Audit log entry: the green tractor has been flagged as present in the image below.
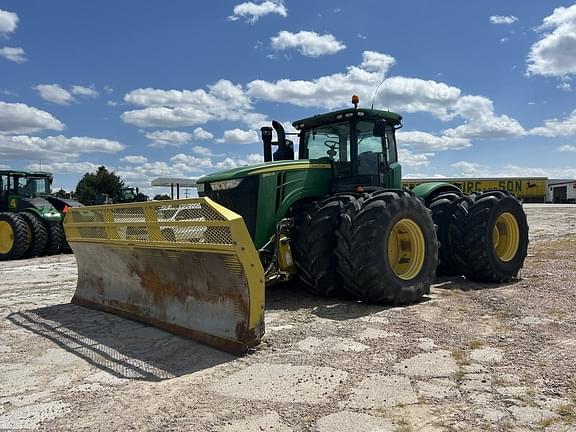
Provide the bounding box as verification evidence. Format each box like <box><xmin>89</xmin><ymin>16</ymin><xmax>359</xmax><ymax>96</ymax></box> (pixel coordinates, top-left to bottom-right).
<box><xmin>196</xmin><ymin>99</ymin><xmax>529</xmax><ymax>303</ymax></box>
<box><xmin>64</xmin><ymin>97</ymin><xmax>529</xmax><ymax>352</ymax></box>
<box><xmin>117</xmin><ymin>187</ymin><xmax>148</xmax><ymax>203</ymax></box>
<box><xmin>0</xmin><ymin>170</ymin><xmax>81</xmax><ymax>260</ymax></box>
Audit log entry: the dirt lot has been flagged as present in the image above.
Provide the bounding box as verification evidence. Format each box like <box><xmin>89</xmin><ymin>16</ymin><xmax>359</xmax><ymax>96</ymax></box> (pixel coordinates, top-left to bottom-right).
<box><xmin>0</xmin><ymin>204</ymin><xmax>575</xmax><ymax>431</ymax></box>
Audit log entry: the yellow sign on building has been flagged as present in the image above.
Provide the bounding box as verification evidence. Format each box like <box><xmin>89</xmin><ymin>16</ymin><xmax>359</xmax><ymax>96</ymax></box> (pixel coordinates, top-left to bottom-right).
<box><xmin>402</xmin><ymin>178</ymin><xmax>548</xmax><ymax>202</ymax></box>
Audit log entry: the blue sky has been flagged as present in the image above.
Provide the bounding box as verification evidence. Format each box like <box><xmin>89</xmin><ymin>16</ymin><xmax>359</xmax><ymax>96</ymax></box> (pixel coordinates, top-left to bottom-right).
<box><xmin>1</xmin><ymin>0</ymin><xmax>575</xmax><ymax>194</ymax></box>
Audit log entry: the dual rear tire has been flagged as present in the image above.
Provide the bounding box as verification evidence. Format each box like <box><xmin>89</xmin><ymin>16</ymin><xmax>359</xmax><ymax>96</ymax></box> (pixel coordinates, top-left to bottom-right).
<box><xmin>0</xmin><ymin>212</ymin><xmax>65</xmax><ymax>261</ymax></box>
<box><xmin>336</xmin><ymin>191</ymin><xmax>438</xmax><ymax>304</ymax></box>
<box><xmin>451</xmin><ymin>191</ymin><xmax>528</xmax><ymax>282</ymax></box>
<box><xmin>430</xmin><ymin>190</ymin><xmax>529</xmax><ymax>283</ymax></box>
<box><xmin>293</xmin><ymin>191</ymin><xmax>438</xmax><ymax>304</ymax></box>
<box><xmin>292</xmin><ymin>189</ymin><xmax>529</xmax><ymax>303</ymax></box>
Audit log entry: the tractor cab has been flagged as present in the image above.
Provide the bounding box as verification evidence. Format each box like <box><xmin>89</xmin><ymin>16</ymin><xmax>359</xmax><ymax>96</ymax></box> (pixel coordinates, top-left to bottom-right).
<box><xmin>0</xmin><ymin>170</ymin><xmax>53</xmax><ymax>211</ymax></box>
<box><xmin>261</xmin><ymin>98</ymin><xmax>403</xmax><ymax>192</ymax></box>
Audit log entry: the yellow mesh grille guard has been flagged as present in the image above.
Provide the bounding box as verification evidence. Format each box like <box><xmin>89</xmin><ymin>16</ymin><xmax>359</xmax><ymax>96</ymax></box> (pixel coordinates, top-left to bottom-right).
<box><xmin>64</xmin><ymin>198</ymin><xmax>265</xmax><ymax>354</ymax></box>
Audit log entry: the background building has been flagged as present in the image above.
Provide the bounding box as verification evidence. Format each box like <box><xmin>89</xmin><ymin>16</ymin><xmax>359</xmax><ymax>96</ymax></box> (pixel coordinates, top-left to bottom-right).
<box><xmin>548</xmin><ymin>180</ymin><xmax>576</xmax><ymax>203</ymax></box>
<box><xmin>403</xmin><ymin>178</ymin><xmax>548</xmax><ymax>203</ymax></box>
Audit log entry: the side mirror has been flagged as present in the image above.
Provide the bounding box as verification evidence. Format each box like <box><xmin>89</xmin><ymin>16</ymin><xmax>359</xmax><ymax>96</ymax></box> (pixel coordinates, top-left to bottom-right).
<box><xmin>373</xmin><ymin>120</ymin><xmax>387</xmax><ymax>137</ymax></box>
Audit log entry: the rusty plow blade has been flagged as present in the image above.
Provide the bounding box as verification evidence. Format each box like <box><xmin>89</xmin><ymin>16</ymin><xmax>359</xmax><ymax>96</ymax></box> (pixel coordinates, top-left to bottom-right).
<box><xmin>64</xmin><ymin>198</ymin><xmax>265</xmax><ymax>354</ymax></box>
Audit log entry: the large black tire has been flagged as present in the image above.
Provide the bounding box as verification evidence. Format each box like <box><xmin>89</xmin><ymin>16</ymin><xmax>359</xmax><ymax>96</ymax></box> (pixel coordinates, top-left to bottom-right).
<box><xmin>336</xmin><ymin>190</ymin><xmax>439</xmax><ymax>304</ymax></box>
<box><xmin>43</xmin><ymin>221</ymin><xmax>65</xmax><ymax>256</ymax></box>
<box><xmin>292</xmin><ymin>193</ymin><xmax>359</xmax><ymax>297</ymax></box>
<box><xmin>20</xmin><ymin>212</ymin><xmax>49</xmax><ymax>258</ymax></box>
<box><xmin>0</xmin><ymin>213</ymin><xmax>31</xmax><ymax>260</ymax></box>
<box><xmin>452</xmin><ymin>191</ymin><xmax>529</xmax><ymax>283</ymax></box>
<box><xmin>429</xmin><ymin>192</ymin><xmax>466</xmax><ymax>276</ymax></box>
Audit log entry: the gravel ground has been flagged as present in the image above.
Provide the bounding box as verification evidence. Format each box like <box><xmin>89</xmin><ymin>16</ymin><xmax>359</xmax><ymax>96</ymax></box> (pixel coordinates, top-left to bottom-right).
<box><xmin>0</xmin><ymin>204</ymin><xmax>575</xmax><ymax>431</ymax></box>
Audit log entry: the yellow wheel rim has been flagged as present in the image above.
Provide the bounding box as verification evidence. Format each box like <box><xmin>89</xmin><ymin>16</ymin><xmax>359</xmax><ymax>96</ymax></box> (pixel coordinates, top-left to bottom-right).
<box><xmin>0</xmin><ymin>221</ymin><xmax>14</xmax><ymax>254</ymax></box>
<box><xmin>492</xmin><ymin>212</ymin><xmax>520</xmax><ymax>262</ymax></box>
<box><xmin>388</xmin><ymin>218</ymin><xmax>426</xmax><ymax>280</ymax></box>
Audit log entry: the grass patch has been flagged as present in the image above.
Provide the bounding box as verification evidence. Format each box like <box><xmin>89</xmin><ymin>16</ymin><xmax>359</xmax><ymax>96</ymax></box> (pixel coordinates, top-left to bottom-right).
<box><xmin>546</xmin><ymin>308</ymin><xmax>568</xmax><ymax>320</ymax></box>
<box><xmin>538</xmin><ymin>417</ymin><xmax>556</xmax><ymax>428</ymax></box>
<box><xmin>558</xmin><ymin>404</ymin><xmax>576</xmax><ymax>424</ymax></box>
<box><xmin>468</xmin><ymin>339</ymin><xmax>485</xmax><ymax>349</ymax></box>
<box><xmin>451</xmin><ymin>349</ymin><xmax>470</xmax><ymax>366</ymax></box>
<box><xmin>394</xmin><ymin>418</ymin><xmax>413</xmax><ymax>432</ymax></box>
<box><xmin>455</xmin><ymin>369</ymin><xmax>466</xmax><ymax>382</ymax></box>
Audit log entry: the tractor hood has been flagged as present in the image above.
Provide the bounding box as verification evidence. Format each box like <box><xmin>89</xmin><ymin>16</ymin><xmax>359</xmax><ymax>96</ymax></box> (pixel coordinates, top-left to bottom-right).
<box><xmin>22</xmin><ymin>197</ymin><xmax>63</xmax><ymax>221</ymax></box>
<box><xmin>197</xmin><ymin>159</ymin><xmax>332</xmax><ymax>184</ymax></box>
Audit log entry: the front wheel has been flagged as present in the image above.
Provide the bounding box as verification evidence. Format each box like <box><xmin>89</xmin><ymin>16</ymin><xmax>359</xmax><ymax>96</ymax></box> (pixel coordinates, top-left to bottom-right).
<box><xmin>0</xmin><ymin>213</ymin><xmax>31</xmax><ymax>260</ymax></box>
<box><xmin>452</xmin><ymin>191</ymin><xmax>529</xmax><ymax>283</ymax></box>
<box><xmin>20</xmin><ymin>212</ymin><xmax>49</xmax><ymax>258</ymax></box>
<box><xmin>43</xmin><ymin>221</ymin><xmax>65</xmax><ymax>256</ymax></box>
<box><xmin>292</xmin><ymin>193</ymin><xmax>359</xmax><ymax>297</ymax></box>
<box><xmin>336</xmin><ymin>191</ymin><xmax>439</xmax><ymax>304</ymax></box>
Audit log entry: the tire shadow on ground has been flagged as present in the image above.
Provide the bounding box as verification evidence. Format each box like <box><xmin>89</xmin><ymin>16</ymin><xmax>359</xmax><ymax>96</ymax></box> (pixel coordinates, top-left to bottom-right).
<box><xmin>434</xmin><ymin>276</ymin><xmax>522</xmax><ymax>292</ymax></box>
<box><xmin>6</xmin><ymin>304</ymin><xmax>234</xmax><ymax>382</ymax></box>
<box><xmin>265</xmin><ymin>281</ymin><xmax>431</xmax><ymax>320</ymax></box>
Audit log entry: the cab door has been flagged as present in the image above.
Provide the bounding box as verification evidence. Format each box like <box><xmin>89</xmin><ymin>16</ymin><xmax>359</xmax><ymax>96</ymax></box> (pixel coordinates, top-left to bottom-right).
<box><xmin>0</xmin><ymin>175</ymin><xmax>8</xmax><ymax>211</ymax></box>
<box><xmin>7</xmin><ymin>175</ymin><xmax>20</xmax><ymax>210</ymax></box>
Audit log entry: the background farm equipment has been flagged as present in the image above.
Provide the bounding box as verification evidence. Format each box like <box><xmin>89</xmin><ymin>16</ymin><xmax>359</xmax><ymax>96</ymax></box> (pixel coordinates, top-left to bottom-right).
<box><xmin>0</xmin><ymin>170</ymin><xmax>81</xmax><ymax>260</ymax></box>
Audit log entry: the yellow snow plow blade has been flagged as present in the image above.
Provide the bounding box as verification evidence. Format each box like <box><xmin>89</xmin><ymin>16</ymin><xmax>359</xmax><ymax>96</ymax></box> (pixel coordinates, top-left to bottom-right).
<box><xmin>63</xmin><ymin>198</ymin><xmax>265</xmax><ymax>354</ymax></box>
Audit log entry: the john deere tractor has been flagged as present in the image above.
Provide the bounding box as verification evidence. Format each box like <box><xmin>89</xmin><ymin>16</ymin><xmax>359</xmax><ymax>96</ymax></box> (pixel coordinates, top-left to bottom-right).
<box><xmin>0</xmin><ymin>170</ymin><xmax>81</xmax><ymax>260</ymax></box>
<box><xmin>64</xmin><ymin>97</ymin><xmax>529</xmax><ymax>353</ymax></box>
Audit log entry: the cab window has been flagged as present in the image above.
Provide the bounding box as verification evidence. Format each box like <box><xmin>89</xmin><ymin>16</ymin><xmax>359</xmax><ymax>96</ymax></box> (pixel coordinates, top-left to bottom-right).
<box><xmin>303</xmin><ymin>121</ymin><xmax>350</xmax><ymax>162</ymax></box>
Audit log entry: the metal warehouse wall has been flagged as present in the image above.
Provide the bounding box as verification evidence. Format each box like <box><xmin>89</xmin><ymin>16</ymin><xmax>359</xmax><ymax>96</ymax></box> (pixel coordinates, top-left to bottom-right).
<box><xmin>403</xmin><ymin>178</ymin><xmax>548</xmax><ymax>203</ymax></box>
<box><xmin>549</xmin><ymin>182</ymin><xmax>576</xmax><ymax>203</ymax></box>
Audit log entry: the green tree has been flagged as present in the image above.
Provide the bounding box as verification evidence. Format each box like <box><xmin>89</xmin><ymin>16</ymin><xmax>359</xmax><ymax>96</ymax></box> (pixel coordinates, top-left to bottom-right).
<box><xmin>75</xmin><ymin>166</ymin><xmax>125</xmax><ymax>205</ymax></box>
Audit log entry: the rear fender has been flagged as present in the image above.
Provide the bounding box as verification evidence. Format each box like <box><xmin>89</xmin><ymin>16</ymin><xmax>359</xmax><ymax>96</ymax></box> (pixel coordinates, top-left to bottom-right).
<box><xmin>409</xmin><ymin>182</ymin><xmax>462</xmax><ymax>205</ymax></box>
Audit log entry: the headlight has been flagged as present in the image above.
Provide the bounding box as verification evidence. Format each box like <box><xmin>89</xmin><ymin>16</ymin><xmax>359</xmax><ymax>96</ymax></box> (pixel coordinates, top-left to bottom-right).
<box><xmin>209</xmin><ymin>179</ymin><xmax>243</xmax><ymax>191</ymax></box>
<box><xmin>196</xmin><ymin>182</ymin><xmax>205</xmax><ymax>193</ymax></box>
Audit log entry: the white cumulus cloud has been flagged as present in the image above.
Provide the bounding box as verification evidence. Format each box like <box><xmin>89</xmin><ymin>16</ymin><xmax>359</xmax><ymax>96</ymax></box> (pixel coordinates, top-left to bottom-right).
<box><xmin>26</xmin><ymin>161</ymin><xmax>100</xmax><ymax>174</ymax></box>
<box><xmin>216</xmin><ymin>128</ymin><xmax>259</xmax><ymax>144</ymax></box>
<box><xmin>557</xmin><ymin>144</ymin><xmax>576</xmax><ymax>152</ymax></box>
<box><xmin>449</xmin><ymin>161</ymin><xmax>576</xmax><ymax>179</ymax></box>
<box><xmin>271</xmin><ymin>30</ymin><xmax>346</xmax><ymax>57</ymax></box>
<box><xmin>527</xmin><ymin>4</ymin><xmax>576</xmax><ymax>77</ymax></box>
<box><xmin>34</xmin><ymin>84</ymin><xmax>75</xmax><ymax>105</ymax></box>
<box><xmin>229</xmin><ymin>1</ymin><xmax>287</xmax><ymax>23</ymax></box>
<box><xmin>145</xmin><ymin>130</ymin><xmax>193</xmax><ymax>147</ymax></box>
<box><xmin>0</xmin><ymin>102</ymin><xmax>64</xmax><ymax>134</ymax></box>
<box><xmin>0</xmin><ymin>135</ymin><xmax>125</xmax><ymax>160</ymax></box>
<box><xmin>70</xmin><ymin>85</ymin><xmax>99</xmax><ymax>98</ymax></box>
<box><xmin>34</xmin><ymin>84</ymin><xmax>99</xmax><ymax>104</ymax></box>
<box><xmin>0</xmin><ymin>9</ymin><xmax>26</xmax><ymax>64</ymax></box>
<box><xmin>489</xmin><ymin>15</ymin><xmax>518</xmax><ymax>25</ymax></box>
<box><xmin>121</xmin><ymin>50</ymin><xmax>525</xmax><ymax>146</ymax></box>
<box><xmin>0</xmin><ymin>9</ymin><xmax>18</xmax><ymax>35</ymax></box>
<box><xmin>398</xmin><ymin>131</ymin><xmax>470</xmax><ymax>151</ymax></box>
<box><xmin>121</xmin><ymin>155</ymin><xmax>148</xmax><ymax>163</ymax></box>
<box><xmin>122</xmin><ymin>79</ymin><xmax>266</xmax><ymax>129</ymax></box>
<box><xmin>442</xmin><ymin>95</ymin><xmax>525</xmax><ymax>139</ymax></box>
<box><xmin>0</xmin><ymin>47</ymin><xmax>26</xmax><ymax>63</ymax></box>
<box><xmin>529</xmin><ymin>110</ymin><xmax>576</xmax><ymax>137</ymax></box>
<box><xmin>193</xmin><ymin>127</ymin><xmax>214</xmax><ymax>140</ymax></box>
<box><xmin>192</xmin><ymin>145</ymin><xmax>212</xmax><ymax>156</ymax></box>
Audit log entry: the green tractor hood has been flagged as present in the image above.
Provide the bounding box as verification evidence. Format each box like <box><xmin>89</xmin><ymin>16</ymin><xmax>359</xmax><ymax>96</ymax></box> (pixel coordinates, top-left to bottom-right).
<box><xmin>197</xmin><ymin>159</ymin><xmax>331</xmax><ymax>183</ymax></box>
<box><xmin>22</xmin><ymin>197</ymin><xmax>63</xmax><ymax>222</ymax></box>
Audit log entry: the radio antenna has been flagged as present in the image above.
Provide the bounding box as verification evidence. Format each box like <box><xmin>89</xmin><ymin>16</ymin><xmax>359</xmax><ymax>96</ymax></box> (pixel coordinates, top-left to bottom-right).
<box><xmin>370</xmin><ymin>75</ymin><xmax>387</xmax><ymax>111</ymax></box>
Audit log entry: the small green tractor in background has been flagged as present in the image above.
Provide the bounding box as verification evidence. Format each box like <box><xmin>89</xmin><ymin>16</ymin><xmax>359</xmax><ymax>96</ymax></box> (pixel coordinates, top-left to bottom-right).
<box><xmin>0</xmin><ymin>170</ymin><xmax>81</xmax><ymax>260</ymax></box>
<box><xmin>117</xmin><ymin>187</ymin><xmax>148</xmax><ymax>204</ymax></box>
